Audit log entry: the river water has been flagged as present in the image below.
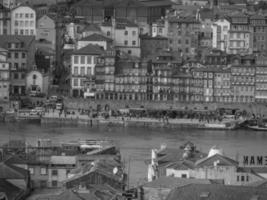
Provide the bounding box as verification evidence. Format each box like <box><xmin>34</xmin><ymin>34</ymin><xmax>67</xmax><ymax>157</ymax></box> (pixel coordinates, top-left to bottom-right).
<box><xmin>1</xmin><ymin>123</ymin><xmax>267</xmax><ymax>186</ymax></box>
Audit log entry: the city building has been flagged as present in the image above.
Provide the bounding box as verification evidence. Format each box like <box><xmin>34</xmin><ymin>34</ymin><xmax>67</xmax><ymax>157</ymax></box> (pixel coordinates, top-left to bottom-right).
<box><xmin>101</xmin><ymin>18</ymin><xmax>141</xmax><ymax>57</ymax></box>
<box><xmin>140</xmin><ymin>35</ymin><xmax>168</xmax><ymax>59</ymax></box>
<box><xmin>167</xmin><ymin>16</ymin><xmax>200</xmax><ymax>58</ymax></box>
<box><xmin>227</xmin><ymin>14</ymin><xmax>253</xmax><ymax>55</ymax></box>
<box><xmin>147</xmin><ymin>142</ymin><xmax>206</xmax><ymax>181</ymax></box>
<box><xmin>250</xmin><ymin>15</ymin><xmax>267</xmax><ymax>54</ymax></box>
<box><xmin>36</xmin><ymin>14</ymin><xmax>56</xmax><ymax>47</ymax></box>
<box><xmin>165</xmin><ymin>146</ymin><xmax>266</xmax><ymax>186</ymax></box>
<box><xmin>255</xmin><ymin>56</ymin><xmax>267</xmax><ymax>102</ymax></box>
<box><xmin>211</xmin><ymin>18</ymin><xmax>230</xmax><ymax>51</ymax></box>
<box><xmin>11</xmin><ymin>5</ymin><xmax>36</xmax><ymax>35</ymax></box>
<box><xmin>0</xmin><ymin>3</ymin><xmax>11</xmax><ymax>35</ymax></box>
<box><xmin>0</xmin><ymin>47</ymin><xmax>10</xmax><ymax>103</ymax></box>
<box><xmin>48</xmin><ymin>156</ymin><xmax>76</xmax><ymax>188</ymax></box>
<box><xmin>71</xmin><ymin>44</ymin><xmax>104</xmax><ymax>97</ymax></box>
<box><xmin>26</xmin><ymin>70</ymin><xmax>49</xmax><ymax>96</ymax></box>
<box><xmin>231</xmin><ymin>56</ymin><xmax>255</xmax><ymax>103</ymax></box>
<box><xmin>213</xmin><ymin>67</ymin><xmax>232</xmax><ymax>103</ymax></box>
<box><xmin>0</xmin><ymin>35</ymin><xmax>35</xmax><ymax>96</ymax></box>
<box><xmin>151</xmin><ymin>18</ymin><xmax>168</xmax><ymax>38</ymax></box>
<box><xmin>65</xmin><ymin>159</ymin><xmax>126</xmax><ymax>191</ymax></box>
<box><xmin>114</xmin><ymin>56</ymin><xmax>148</xmax><ymax>101</ymax></box>
<box><xmin>72</xmin><ymin>0</ymin><xmax>172</xmax><ymax>32</ymax></box>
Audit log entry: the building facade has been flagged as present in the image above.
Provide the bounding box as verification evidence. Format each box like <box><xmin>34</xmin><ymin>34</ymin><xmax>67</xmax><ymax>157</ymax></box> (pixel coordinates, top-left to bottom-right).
<box><xmin>11</xmin><ymin>5</ymin><xmax>36</xmax><ymax>36</ymax></box>
<box><xmin>71</xmin><ymin>44</ymin><xmax>103</xmax><ymax>97</ymax></box>
<box><xmin>36</xmin><ymin>15</ymin><xmax>56</xmax><ymax>47</ymax></box>
<box><xmin>101</xmin><ymin>18</ymin><xmax>141</xmax><ymax>57</ymax></box>
<box><xmin>168</xmin><ymin>17</ymin><xmax>200</xmax><ymax>58</ymax></box>
<box><xmin>211</xmin><ymin>19</ymin><xmax>230</xmax><ymax>51</ymax></box>
<box><xmin>0</xmin><ymin>47</ymin><xmax>9</xmax><ymax>102</ymax></box>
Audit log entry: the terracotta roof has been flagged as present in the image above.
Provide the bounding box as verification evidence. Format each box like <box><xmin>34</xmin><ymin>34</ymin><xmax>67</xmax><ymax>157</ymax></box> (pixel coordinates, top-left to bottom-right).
<box><xmin>0</xmin><ymin>179</ymin><xmax>24</xmax><ymax>200</ymax></box>
<box><xmin>142</xmin><ymin>176</ymin><xmax>211</xmax><ymax>189</ymax></box>
<box><xmin>0</xmin><ymin>162</ymin><xmax>28</xmax><ymax>179</ymax></box>
<box><xmin>50</xmin><ymin>156</ymin><xmax>76</xmax><ymax>165</ymax></box>
<box><xmin>195</xmin><ymin>154</ymin><xmax>238</xmax><ymax>168</ymax></box>
<box><xmin>72</xmin><ymin>44</ymin><xmax>104</xmax><ymax>55</ymax></box>
<box><xmin>81</xmin><ymin>24</ymin><xmax>101</xmax><ymax>33</ymax></box>
<box><xmin>166</xmin><ymin>160</ymin><xmax>195</xmax><ymax>170</ymax></box>
<box><xmin>0</xmin><ymin>35</ymin><xmax>35</xmax><ymax>50</ymax></box>
<box><xmin>166</xmin><ymin>184</ymin><xmax>267</xmax><ymax>200</ymax></box>
<box><xmin>80</xmin><ymin>33</ymin><xmax>112</xmax><ymax>42</ymax></box>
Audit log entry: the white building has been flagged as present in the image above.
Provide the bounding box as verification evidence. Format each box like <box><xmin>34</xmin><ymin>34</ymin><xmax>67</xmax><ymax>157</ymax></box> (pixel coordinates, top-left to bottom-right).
<box><xmin>211</xmin><ymin>19</ymin><xmax>230</xmax><ymax>51</ymax></box>
<box><xmin>152</xmin><ymin>18</ymin><xmax>168</xmax><ymax>38</ymax></box>
<box><xmin>71</xmin><ymin>44</ymin><xmax>104</xmax><ymax>97</ymax></box>
<box><xmin>26</xmin><ymin>70</ymin><xmax>49</xmax><ymax>95</ymax></box>
<box><xmin>0</xmin><ymin>47</ymin><xmax>10</xmax><ymax>102</ymax></box>
<box><xmin>101</xmin><ymin>18</ymin><xmax>140</xmax><ymax>57</ymax></box>
<box><xmin>36</xmin><ymin>15</ymin><xmax>56</xmax><ymax>46</ymax></box>
<box><xmin>11</xmin><ymin>5</ymin><xmax>36</xmax><ymax>36</ymax></box>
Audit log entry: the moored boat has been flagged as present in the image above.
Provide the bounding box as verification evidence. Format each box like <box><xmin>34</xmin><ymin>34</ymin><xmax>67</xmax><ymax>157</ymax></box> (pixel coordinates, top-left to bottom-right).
<box><xmin>247</xmin><ymin>125</ymin><xmax>267</xmax><ymax>131</ymax></box>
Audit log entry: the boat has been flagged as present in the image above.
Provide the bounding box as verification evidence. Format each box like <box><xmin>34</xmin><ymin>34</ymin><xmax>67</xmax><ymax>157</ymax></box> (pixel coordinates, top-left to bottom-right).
<box><xmin>204</xmin><ymin>121</ymin><xmax>237</xmax><ymax>130</ymax></box>
<box><xmin>247</xmin><ymin>125</ymin><xmax>267</xmax><ymax>131</ymax></box>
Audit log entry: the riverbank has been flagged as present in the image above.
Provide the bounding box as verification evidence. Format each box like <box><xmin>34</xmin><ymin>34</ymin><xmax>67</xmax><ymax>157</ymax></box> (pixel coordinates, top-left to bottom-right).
<box><xmin>41</xmin><ymin>111</ymin><xmax>241</xmax><ymax>129</ymax></box>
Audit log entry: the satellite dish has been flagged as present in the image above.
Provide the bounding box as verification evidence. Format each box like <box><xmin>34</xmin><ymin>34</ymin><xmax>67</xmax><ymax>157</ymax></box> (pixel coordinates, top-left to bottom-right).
<box><xmin>113</xmin><ymin>167</ymin><xmax>118</xmax><ymax>175</ymax></box>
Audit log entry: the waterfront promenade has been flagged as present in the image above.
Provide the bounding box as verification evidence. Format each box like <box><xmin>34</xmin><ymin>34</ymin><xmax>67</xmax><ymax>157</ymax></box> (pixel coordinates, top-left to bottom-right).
<box><xmin>41</xmin><ymin>110</ymin><xmax>242</xmax><ymax>129</ymax></box>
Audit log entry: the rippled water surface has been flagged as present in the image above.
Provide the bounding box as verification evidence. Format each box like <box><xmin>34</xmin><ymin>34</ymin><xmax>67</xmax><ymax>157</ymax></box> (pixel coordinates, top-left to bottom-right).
<box><xmin>1</xmin><ymin>123</ymin><xmax>267</xmax><ymax>186</ymax></box>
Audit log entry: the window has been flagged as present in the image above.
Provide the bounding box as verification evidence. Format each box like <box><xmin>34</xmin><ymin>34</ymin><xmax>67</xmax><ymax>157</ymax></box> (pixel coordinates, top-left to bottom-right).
<box><xmin>25</xmin><ymin>13</ymin><xmax>29</xmax><ymax>18</ymax></box>
<box><xmin>15</xmin><ymin>53</ymin><xmax>18</xmax><ymax>58</ymax></box>
<box><xmin>124</xmin><ymin>30</ymin><xmax>128</xmax><ymax>35</ymax></box>
<box><xmin>181</xmin><ymin>174</ymin><xmax>187</xmax><ymax>178</ymax></box>
<box><xmin>93</xmin><ymin>56</ymin><xmax>97</xmax><ymax>64</ymax></box>
<box><xmin>40</xmin><ymin>168</ymin><xmax>47</xmax><ymax>175</ymax></box>
<box><xmin>20</xmin><ymin>13</ymin><xmax>23</xmax><ymax>18</ymax></box>
<box><xmin>124</xmin><ymin>40</ymin><xmax>128</xmax><ymax>45</ymax></box>
<box><xmin>25</xmin><ymin>30</ymin><xmax>29</xmax><ymax>35</ymax></box>
<box><xmin>80</xmin><ymin>79</ymin><xmax>84</xmax><ymax>86</ymax></box>
<box><xmin>107</xmin><ymin>31</ymin><xmax>110</xmax><ymax>36</ymax></box>
<box><xmin>241</xmin><ymin>175</ymin><xmax>245</xmax><ymax>182</ymax></box>
<box><xmin>8</xmin><ymin>43</ymin><xmax>11</xmax><ymax>48</ymax></box>
<box><xmin>128</xmin><ymin>50</ymin><xmax>132</xmax><ymax>54</ymax></box>
<box><xmin>87</xmin><ymin>67</ymin><xmax>91</xmax><ymax>75</ymax></box>
<box><xmin>21</xmin><ymin>73</ymin><xmax>25</xmax><ymax>79</ymax></box>
<box><xmin>7</xmin><ymin>52</ymin><xmax>10</xmax><ymax>58</ymax></box>
<box><xmin>22</xmin><ymin>53</ymin><xmax>26</xmax><ymax>58</ymax></box>
<box><xmin>80</xmin><ymin>56</ymin><xmax>85</xmax><ymax>64</ymax></box>
<box><xmin>52</xmin><ymin>169</ymin><xmax>58</xmax><ymax>176</ymax></box>
<box><xmin>52</xmin><ymin>180</ymin><xmax>57</xmax><ymax>187</ymax></box>
<box><xmin>30</xmin><ymin>30</ymin><xmax>34</xmax><ymax>35</ymax></box>
<box><xmin>132</xmin><ymin>30</ymin><xmax>136</xmax><ymax>36</ymax></box>
<box><xmin>30</xmin><ymin>13</ymin><xmax>34</xmax><ymax>18</ymax></box>
<box><xmin>246</xmin><ymin>175</ymin><xmax>249</xmax><ymax>182</ymax></box>
<box><xmin>29</xmin><ymin>167</ymin><xmax>34</xmax><ymax>174</ymax></box>
<box><xmin>15</xmin><ymin>13</ymin><xmax>18</xmax><ymax>18</ymax></box>
<box><xmin>132</xmin><ymin>41</ymin><xmax>136</xmax><ymax>45</ymax></box>
<box><xmin>87</xmin><ymin>56</ymin><xmax>92</xmax><ymax>64</ymax></box>
<box><xmin>14</xmin><ymin>73</ymin><xmax>18</xmax><ymax>79</ymax></box>
<box><xmin>20</xmin><ymin>30</ymin><xmax>24</xmax><ymax>35</ymax></box>
<box><xmin>73</xmin><ymin>79</ymin><xmax>78</xmax><ymax>86</ymax></box>
<box><xmin>74</xmin><ymin>56</ymin><xmax>79</xmax><ymax>64</ymax></box>
<box><xmin>74</xmin><ymin>67</ymin><xmax>78</xmax><ymax>75</ymax></box>
<box><xmin>15</xmin><ymin>20</ymin><xmax>18</xmax><ymax>26</ymax></box>
<box><xmin>81</xmin><ymin>67</ymin><xmax>85</xmax><ymax>75</ymax></box>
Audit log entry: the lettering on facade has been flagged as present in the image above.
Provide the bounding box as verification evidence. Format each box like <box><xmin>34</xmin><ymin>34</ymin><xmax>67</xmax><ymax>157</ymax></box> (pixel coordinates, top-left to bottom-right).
<box><xmin>243</xmin><ymin>156</ymin><xmax>267</xmax><ymax>166</ymax></box>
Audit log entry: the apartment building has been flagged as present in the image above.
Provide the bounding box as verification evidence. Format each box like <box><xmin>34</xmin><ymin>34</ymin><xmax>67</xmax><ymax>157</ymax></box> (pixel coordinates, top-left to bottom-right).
<box><xmin>0</xmin><ymin>47</ymin><xmax>9</xmax><ymax>102</ymax></box>
<box><xmin>11</xmin><ymin>5</ymin><xmax>36</xmax><ymax>36</ymax></box>
<box><xmin>71</xmin><ymin>44</ymin><xmax>104</xmax><ymax>97</ymax></box>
